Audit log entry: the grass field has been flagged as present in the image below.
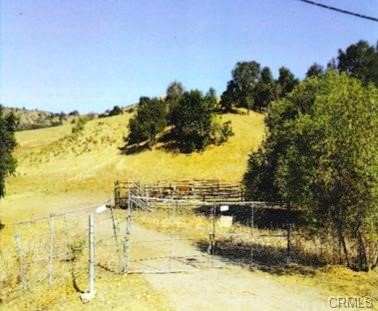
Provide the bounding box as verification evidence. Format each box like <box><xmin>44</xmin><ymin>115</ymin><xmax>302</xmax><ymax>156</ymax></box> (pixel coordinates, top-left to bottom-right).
<box><xmin>1</xmin><ymin>110</ymin><xmax>377</xmax><ymax>310</ymax></box>
<box><xmin>0</xmin><ymin>111</ymin><xmax>265</xmax><ymax>309</ymax></box>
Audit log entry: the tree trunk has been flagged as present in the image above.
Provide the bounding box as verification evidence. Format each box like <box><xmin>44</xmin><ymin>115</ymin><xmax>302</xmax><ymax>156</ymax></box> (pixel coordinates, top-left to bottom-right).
<box><xmin>337</xmin><ymin>227</ymin><xmax>350</xmax><ymax>268</ymax></box>
<box><xmin>371</xmin><ymin>251</ymin><xmax>378</xmax><ymax>270</ymax></box>
<box><xmin>357</xmin><ymin>231</ymin><xmax>369</xmax><ymax>271</ymax></box>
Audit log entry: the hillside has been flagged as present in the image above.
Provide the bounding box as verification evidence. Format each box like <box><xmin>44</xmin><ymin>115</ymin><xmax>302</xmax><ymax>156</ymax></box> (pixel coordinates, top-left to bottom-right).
<box><xmin>1</xmin><ymin>111</ymin><xmax>265</xmax><ymax>221</ymax></box>
<box><xmin>1</xmin><ymin>110</ymin><xmax>377</xmax><ymax>310</ymax></box>
<box><xmin>2</xmin><ymin>107</ymin><xmax>69</xmax><ymax>130</ymax></box>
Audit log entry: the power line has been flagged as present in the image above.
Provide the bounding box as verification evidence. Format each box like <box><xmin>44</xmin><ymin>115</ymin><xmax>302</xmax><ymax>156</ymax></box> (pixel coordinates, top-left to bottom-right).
<box><xmin>297</xmin><ymin>0</ymin><xmax>378</xmax><ymax>22</ymax></box>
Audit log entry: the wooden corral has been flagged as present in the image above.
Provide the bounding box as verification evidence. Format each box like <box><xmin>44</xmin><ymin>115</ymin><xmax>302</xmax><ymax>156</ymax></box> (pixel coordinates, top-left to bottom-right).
<box><xmin>114</xmin><ymin>179</ymin><xmax>245</xmax><ymax>208</ymax></box>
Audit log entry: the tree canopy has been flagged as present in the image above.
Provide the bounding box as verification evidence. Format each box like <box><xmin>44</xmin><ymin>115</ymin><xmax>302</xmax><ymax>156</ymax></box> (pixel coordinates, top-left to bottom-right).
<box><xmin>0</xmin><ymin>106</ymin><xmax>17</xmax><ymax>198</ymax></box>
<box><xmin>335</xmin><ymin>40</ymin><xmax>378</xmax><ymax>86</ymax></box>
<box><xmin>276</xmin><ymin>66</ymin><xmax>298</xmax><ymax>98</ymax></box>
<box><xmin>166</xmin><ymin>81</ymin><xmax>185</xmax><ymax>123</ymax></box>
<box><xmin>306</xmin><ymin>63</ymin><xmax>324</xmax><ymax>78</ymax></box>
<box><xmin>254</xmin><ymin>66</ymin><xmax>275</xmax><ymax>111</ymax></box>
<box><xmin>220</xmin><ymin>61</ymin><xmax>261</xmax><ymax>112</ymax></box>
<box><xmin>220</xmin><ymin>62</ymin><xmax>297</xmax><ymax>113</ymax></box>
<box><xmin>243</xmin><ymin>72</ymin><xmax>378</xmax><ymax>270</ymax></box>
<box><xmin>127</xmin><ymin>97</ymin><xmax>167</xmax><ymax>147</ymax></box>
<box><xmin>171</xmin><ymin>90</ymin><xmax>233</xmax><ymax>153</ymax></box>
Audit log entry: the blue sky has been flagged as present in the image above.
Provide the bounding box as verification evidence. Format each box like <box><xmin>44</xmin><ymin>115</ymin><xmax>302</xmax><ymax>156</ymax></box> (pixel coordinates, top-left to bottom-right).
<box><xmin>1</xmin><ymin>0</ymin><xmax>377</xmax><ymax>113</ymax></box>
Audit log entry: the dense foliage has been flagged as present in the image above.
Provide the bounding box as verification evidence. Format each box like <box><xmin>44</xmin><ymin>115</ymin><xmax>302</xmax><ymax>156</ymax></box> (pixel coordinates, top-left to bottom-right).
<box><xmin>127</xmin><ymin>97</ymin><xmax>167</xmax><ymax>147</ymax></box>
<box><xmin>165</xmin><ymin>81</ymin><xmax>185</xmax><ymax>123</ymax></box>
<box><xmin>0</xmin><ymin>106</ymin><xmax>17</xmax><ymax>198</ymax></box>
<box><xmin>126</xmin><ymin>83</ymin><xmax>233</xmax><ymax>153</ymax></box>
<box><xmin>220</xmin><ymin>40</ymin><xmax>377</xmax><ymax>115</ymax></box>
<box><xmin>99</xmin><ymin>105</ymin><xmax>124</xmax><ymax>118</ymax></box>
<box><xmin>220</xmin><ymin>62</ymin><xmax>297</xmax><ymax>112</ymax></box>
<box><xmin>171</xmin><ymin>90</ymin><xmax>233</xmax><ymax>153</ymax></box>
<box><xmin>243</xmin><ymin>72</ymin><xmax>378</xmax><ymax>270</ymax></box>
<box><xmin>334</xmin><ymin>40</ymin><xmax>378</xmax><ymax>86</ymax></box>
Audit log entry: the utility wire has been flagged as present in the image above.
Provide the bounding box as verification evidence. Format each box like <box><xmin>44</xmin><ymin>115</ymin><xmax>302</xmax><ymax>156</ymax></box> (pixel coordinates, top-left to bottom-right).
<box><xmin>297</xmin><ymin>0</ymin><xmax>378</xmax><ymax>22</ymax></box>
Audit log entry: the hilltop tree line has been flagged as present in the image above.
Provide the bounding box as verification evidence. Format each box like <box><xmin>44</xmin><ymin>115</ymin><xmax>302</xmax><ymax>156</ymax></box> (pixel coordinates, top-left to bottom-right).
<box><xmin>126</xmin><ymin>39</ymin><xmax>378</xmax><ymax>155</ymax></box>
<box><xmin>220</xmin><ymin>40</ymin><xmax>378</xmax><ymax>113</ymax></box>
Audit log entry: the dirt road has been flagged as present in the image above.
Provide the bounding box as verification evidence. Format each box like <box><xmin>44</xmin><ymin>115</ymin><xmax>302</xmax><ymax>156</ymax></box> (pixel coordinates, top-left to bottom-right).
<box><xmin>127</xmin><ymin>224</ymin><xmax>330</xmax><ymax>311</ymax></box>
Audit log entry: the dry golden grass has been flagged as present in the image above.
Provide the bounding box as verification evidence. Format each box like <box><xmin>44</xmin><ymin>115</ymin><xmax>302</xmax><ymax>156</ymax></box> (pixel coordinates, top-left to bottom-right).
<box><xmin>1</xmin><ymin>111</ymin><xmax>264</xmax><ymax>309</ymax></box>
<box><xmin>2</xmin><ymin>111</ymin><xmax>265</xmax><ymax>220</ymax></box>
<box><xmin>2</xmin><ymin>110</ymin><xmax>378</xmax><ymax>309</ymax></box>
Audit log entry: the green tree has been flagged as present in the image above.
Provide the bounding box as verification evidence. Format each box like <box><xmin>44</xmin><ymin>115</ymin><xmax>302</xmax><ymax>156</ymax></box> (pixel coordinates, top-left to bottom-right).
<box><xmin>0</xmin><ymin>106</ymin><xmax>17</xmax><ymax>198</ymax></box>
<box><xmin>108</xmin><ymin>105</ymin><xmax>123</xmax><ymax>116</ymax></box>
<box><xmin>219</xmin><ymin>80</ymin><xmax>237</xmax><ymax>112</ymax></box>
<box><xmin>166</xmin><ymin>81</ymin><xmax>185</xmax><ymax>122</ymax></box>
<box><xmin>244</xmin><ymin>72</ymin><xmax>378</xmax><ymax>270</ymax></box>
<box><xmin>205</xmin><ymin>87</ymin><xmax>217</xmax><ymax>110</ymax></box>
<box><xmin>335</xmin><ymin>40</ymin><xmax>378</xmax><ymax>86</ymax></box>
<box><xmin>171</xmin><ymin>90</ymin><xmax>233</xmax><ymax>153</ymax></box>
<box><xmin>171</xmin><ymin>90</ymin><xmax>212</xmax><ymax>153</ymax></box>
<box><xmin>127</xmin><ymin>97</ymin><xmax>167</xmax><ymax>147</ymax></box>
<box><xmin>276</xmin><ymin>66</ymin><xmax>298</xmax><ymax>98</ymax></box>
<box><xmin>254</xmin><ymin>66</ymin><xmax>275</xmax><ymax>111</ymax></box>
<box><xmin>221</xmin><ymin>61</ymin><xmax>261</xmax><ymax>113</ymax></box>
<box><xmin>306</xmin><ymin>63</ymin><xmax>324</xmax><ymax>78</ymax></box>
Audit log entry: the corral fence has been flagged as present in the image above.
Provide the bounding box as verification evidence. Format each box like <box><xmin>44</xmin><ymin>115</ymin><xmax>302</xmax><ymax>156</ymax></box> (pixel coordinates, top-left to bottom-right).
<box><xmin>114</xmin><ymin>179</ymin><xmax>245</xmax><ymax>208</ymax></box>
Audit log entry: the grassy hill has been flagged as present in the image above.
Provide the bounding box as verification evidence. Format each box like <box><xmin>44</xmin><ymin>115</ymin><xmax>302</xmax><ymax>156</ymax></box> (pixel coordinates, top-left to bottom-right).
<box><xmin>1</xmin><ymin>110</ymin><xmax>377</xmax><ymax>310</ymax></box>
<box><xmin>1</xmin><ymin>111</ymin><xmax>265</xmax><ymax>221</ymax></box>
<box><xmin>2</xmin><ymin>107</ymin><xmax>68</xmax><ymax>130</ymax></box>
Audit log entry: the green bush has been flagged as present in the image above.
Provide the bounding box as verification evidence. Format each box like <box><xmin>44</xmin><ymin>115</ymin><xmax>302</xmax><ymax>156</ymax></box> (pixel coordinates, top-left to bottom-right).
<box><xmin>71</xmin><ymin>116</ymin><xmax>88</xmax><ymax>134</ymax></box>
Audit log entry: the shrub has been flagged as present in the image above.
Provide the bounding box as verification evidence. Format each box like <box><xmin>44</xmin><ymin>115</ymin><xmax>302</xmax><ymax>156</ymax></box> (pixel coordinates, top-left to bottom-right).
<box><xmin>71</xmin><ymin>116</ymin><xmax>88</xmax><ymax>134</ymax></box>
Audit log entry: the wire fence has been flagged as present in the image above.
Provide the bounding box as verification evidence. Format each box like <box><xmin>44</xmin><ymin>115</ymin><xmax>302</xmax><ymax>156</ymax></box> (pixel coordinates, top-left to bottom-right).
<box><xmin>124</xmin><ymin>190</ymin><xmax>298</xmax><ymax>274</ymax></box>
<box><xmin>2</xmin><ymin>200</ymin><xmax>127</xmax><ymax>303</ymax></box>
<box><xmin>2</xmin><ymin>185</ymin><xmax>344</xmax><ymax>304</ymax></box>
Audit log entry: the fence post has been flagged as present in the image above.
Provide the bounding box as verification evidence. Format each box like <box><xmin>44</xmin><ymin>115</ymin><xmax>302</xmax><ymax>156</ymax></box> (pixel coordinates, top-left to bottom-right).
<box><xmin>89</xmin><ymin>213</ymin><xmax>95</xmax><ymax>294</ymax></box>
<box><xmin>14</xmin><ymin>233</ymin><xmax>27</xmax><ymax>290</ymax></box>
<box><xmin>110</xmin><ymin>203</ymin><xmax>122</xmax><ymax>272</ymax></box>
<box><xmin>48</xmin><ymin>213</ymin><xmax>55</xmax><ymax>284</ymax></box>
<box><xmin>208</xmin><ymin>204</ymin><xmax>216</xmax><ymax>269</ymax></box>
<box><xmin>250</xmin><ymin>204</ymin><xmax>254</xmax><ymax>269</ymax></box>
<box><xmin>114</xmin><ymin>181</ymin><xmax>119</xmax><ymax>208</ymax></box>
<box><xmin>110</xmin><ymin>204</ymin><xmax>119</xmax><ymax>243</ymax></box>
<box><xmin>286</xmin><ymin>223</ymin><xmax>291</xmax><ymax>264</ymax></box>
<box><xmin>80</xmin><ymin>213</ymin><xmax>96</xmax><ymax>303</ymax></box>
<box><xmin>124</xmin><ymin>192</ymin><xmax>132</xmax><ymax>274</ymax></box>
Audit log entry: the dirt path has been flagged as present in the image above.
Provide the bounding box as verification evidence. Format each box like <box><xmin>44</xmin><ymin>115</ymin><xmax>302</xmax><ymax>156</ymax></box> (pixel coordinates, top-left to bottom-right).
<box><xmin>127</xmin><ymin>224</ymin><xmax>330</xmax><ymax>311</ymax></box>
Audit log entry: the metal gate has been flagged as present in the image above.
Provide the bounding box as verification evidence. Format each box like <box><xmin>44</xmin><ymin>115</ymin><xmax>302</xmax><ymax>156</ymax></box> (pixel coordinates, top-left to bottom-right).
<box><xmin>122</xmin><ymin>190</ymin><xmax>293</xmax><ymax>274</ymax></box>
